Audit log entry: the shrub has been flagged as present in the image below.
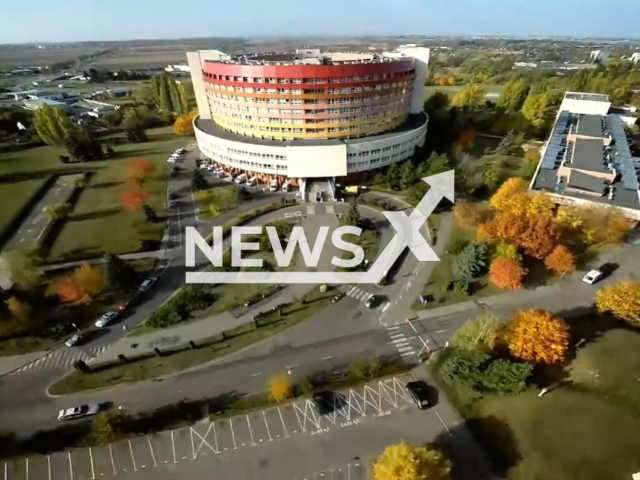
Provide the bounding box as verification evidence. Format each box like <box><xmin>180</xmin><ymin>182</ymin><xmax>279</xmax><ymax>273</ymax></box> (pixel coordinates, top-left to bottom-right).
<box><xmin>481</xmin><ymin>359</ymin><xmax>532</xmax><ymax>395</ymax></box>
<box><xmin>449</xmin><ymin>238</ymin><xmax>471</xmax><ymax>255</ymax></box>
<box><xmin>451</xmin><ymin>314</ymin><xmax>502</xmax><ymax>352</ymax></box>
<box><xmin>452</xmin><ymin>241</ymin><xmax>489</xmax><ymax>281</ymax></box>
<box><xmin>349</xmin><ymin>359</ymin><xmax>383</xmax><ymax>381</ymax></box>
<box><xmin>439</xmin><ymin>348</ymin><xmax>489</xmax><ymax>387</ymax></box>
<box><xmin>453</xmin><ymin>280</ymin><xmax>469</xmax><ymax>295</ymax></box>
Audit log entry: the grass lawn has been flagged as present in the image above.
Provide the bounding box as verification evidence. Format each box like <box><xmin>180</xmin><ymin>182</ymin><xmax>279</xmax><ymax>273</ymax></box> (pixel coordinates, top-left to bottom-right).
<box><xmin>193</xmin><ymin>185</ymin><xmax>238</xmax><ymax>221</ymax></box>
<box><xmin>0</xmin><ymin>178</ymin><xmax>49</xmax><ymax>237</ymax></box>
<box><xmin>47</xmin><ymin>127</ymin><xmax>186</xmax><ymax>262</ymax></box>
<box><xmin>413</xmin><ymin>224</ymin><xmax>501</xmax><ymax>309</ymax></box>
<box><xmin>463</xmin><ymin>329</ymin><xmax>640</xmax><ymax>480</ymax></box>
<box><xmin>49</xmin><ymin>286</ymin><xmax>337</xmax><ymax>394</ymax></box>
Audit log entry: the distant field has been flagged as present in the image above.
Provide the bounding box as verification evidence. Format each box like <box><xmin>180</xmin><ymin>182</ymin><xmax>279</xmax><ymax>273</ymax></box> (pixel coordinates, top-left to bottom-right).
<box><xmin>0</xmin><ymin>45</ymin><xmax>91</xmax><ymax>69</ymax></box>
<box><xmin>90</xmin><ymin>46</ymin><xmax>193</xmax><ymax>69</ymax></box>
<box><xmin>424</xmin><ymin>84</ymin><xmax>505</xmax><ymax>100</ymax></box>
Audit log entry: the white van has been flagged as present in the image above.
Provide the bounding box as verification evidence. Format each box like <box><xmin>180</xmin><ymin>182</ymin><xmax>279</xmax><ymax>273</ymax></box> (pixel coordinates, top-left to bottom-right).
<box><xmin>282</xmin><ymin>181</ymin><xmax>291</xmax><ymax>192</ymax></box>
<box><xmin>269</xmin><ymin>179</ymin><xmax>278</xmax><ymax>192</ymax></box>
<box><xmin>247</xmin><ymin>177</ymin><xmax>257</xmax><ymax>187</ymax></box>
<box><xmin>235</xmin><ymin>174</ymin><xmax>246</xmax><ymax>184</ymax></box>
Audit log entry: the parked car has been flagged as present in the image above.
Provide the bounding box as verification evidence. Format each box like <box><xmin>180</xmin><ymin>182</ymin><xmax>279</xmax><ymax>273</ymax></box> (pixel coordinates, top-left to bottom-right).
<box><xmin>58</xmin><ymin>403</ymin><xmax>100</xmax><ymax>422</ymax></box>
<box><xmin>217</xmin><ymin>172</ymin><xmax>228</xmax><ymax>179</ymax></box>
<box><xmin>118</xmin><ymin>299</ymin><xmax>132</xmax><ymax>311</ymax></box>
<box><xmin>313</xmin><ymin>391</ymin><xmax>335</xmax><ymax>415</ymax></box>
<box><xmin>315</xmin><ymin>192</ymin><xmax>322</xmax><ymax>203</ymax></box>
<box><xmin>582</xmin><ymin>269</ymin><xmax>605</xmax><ymax>285</ymax></box>
<box><xmin>247</xmin><ymin>177</ymin><xmax>257</xmax><ymax>187</ymax></box>
<box><xmin>65</xmin><ymin>331</ymin><xmax>90</xmax><ymax>347</ymax></box>
<box><xmin>405</xmin><ymin>381</ymin><xmax>431</xmax><ymax>410</ymax></box>
<box><xmin>270</xmin><ymin>179</ymin><xmax>278</xmax><ymax>192</ymax></box>
<box><xmin>138</xmin><ymin>277</ymin><xmax>158</xmax><ymax>293</ymax></box>
<box><xmin>282</xmin><ymin>181</ymin><xmax>291</xmax><ymax>192</ymax></box>
<box><xmin>234</xmin><ymin>174</ymin><xmax>246</xmax><ymax>185</ymax></box>
<box><xmin>365</xmin><ymin>295</ymin><xmax>381</xmax><ymax>309</ymax></box>
<box><xmin>94</xmin><ymin>311</ymin><xmax>119</xmax><ymax>328</ymax></box>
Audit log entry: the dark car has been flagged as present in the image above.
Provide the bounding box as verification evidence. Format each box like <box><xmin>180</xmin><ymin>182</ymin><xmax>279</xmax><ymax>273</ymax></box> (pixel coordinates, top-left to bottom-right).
<box><xmin>365</xmin><ymin>295</ymin><xmax>381</xmax><ymax>308</ymax></box>
<box><xmin>313</xmin><ymin>391</ymin><xmax>336</xmax><ymax>415</ymax></box>
<box><xmin>406</xmin><ymin>381</ymin><xmax>431</xmax><ymax>410</ymax></box>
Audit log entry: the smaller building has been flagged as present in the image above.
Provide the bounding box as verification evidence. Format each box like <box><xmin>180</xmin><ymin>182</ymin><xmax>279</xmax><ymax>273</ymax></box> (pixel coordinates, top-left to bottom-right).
<box><xmin>630</xmin><ymin>52</ymin><xmax>640</xmax><ymax>63</ymax></box>
<box><xmin>589</xmin><ymin>49</ymin><xmax>610</xmax><ymax>64</ymax></box>
<box><xmin>23</xmin><ymin>98</ymin><xmax>73</xmax><ymax>113</ymax></box>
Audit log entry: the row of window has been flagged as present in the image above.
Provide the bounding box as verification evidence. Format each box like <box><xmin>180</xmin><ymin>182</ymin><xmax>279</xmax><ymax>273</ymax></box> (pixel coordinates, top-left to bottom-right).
<box><xmin>221</xmin><ymin>111</ymin><xmax>403</xmax><ymax>125</ymax></box>
<box><xmin>203</xmin><ymin>71</ymin><xmax>415</xmax><ymax>84</ymax></box>
<box><xmin>212</xmin><ymin>101</ymin><xmax>408</xmax><ymax>118</ymax></box>
<box><xmin>217</xmin><ymin>81</ymin><xmax>413</xmax><ymax>95</ymax></box>
<box><xmin>208</xmin><ymin>94</ymin><xmax>411</xmax><ymax>109</ymax></box>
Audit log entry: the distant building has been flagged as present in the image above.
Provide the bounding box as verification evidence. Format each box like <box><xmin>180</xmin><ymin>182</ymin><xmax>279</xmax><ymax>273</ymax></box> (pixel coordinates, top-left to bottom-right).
<box><xmin>589</xmin><ymin>49</ymin><xmax>610</xmax><ymax>64</ymax></box>
<box><xmin>630</xmin><ymin>52</ymin><xmax>640</xmax><ymax>63</ymax></box>
<box><xmin>165</xmin><ymin>64</ymin><xmax>191</xmax><ymax>73</ymax></box>
<box><xmin>529</xmin><ymin>92</ymin><xmax>640</xmax><ymax>221</ymax></box>
<box><xmin>23</xmin><ymin>98</ymin><xmax>73</xmax><ymax>113</ymax></box>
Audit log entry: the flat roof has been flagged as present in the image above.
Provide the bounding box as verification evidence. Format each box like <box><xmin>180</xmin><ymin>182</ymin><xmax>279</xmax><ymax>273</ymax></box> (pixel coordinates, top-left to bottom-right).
<box><xmin>571</xmin><ymin>138</ymin><xmax>606</xmax><ymax>173</ymax></box>
<box><xmin>565</xmin><ymin>92</ymin><xmax>610</xmax><ymax>102</ymax></box>
<box><xmin>194</xmin><ymin>113</ymin><xmax>427</xmax><ymax>148</ymax></box>
<box><xmin>567</xmin><ymin>170</ymin><xmax>607</xmax><ymax>194</ymax></box>
<box><xmin>576</xmin><ymin>114</ymin><xmax>603</xmax><ymax>138</ymax></box>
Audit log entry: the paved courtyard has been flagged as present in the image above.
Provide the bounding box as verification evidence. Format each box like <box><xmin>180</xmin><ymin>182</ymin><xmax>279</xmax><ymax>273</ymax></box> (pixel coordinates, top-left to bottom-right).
<box><xmin>1</xmin><ymin>373</ymin><xmax>462</xmax><ymax>480</ymax></box>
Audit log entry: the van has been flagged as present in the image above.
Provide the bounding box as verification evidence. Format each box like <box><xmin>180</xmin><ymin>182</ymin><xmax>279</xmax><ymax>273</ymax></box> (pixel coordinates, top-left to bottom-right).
<box><xmin>269</xmin><ymin>179</ymin><xmax>278</xmax><ymax>192</ymax></box>
<box><xmin>247</xmin><ymin>177</ymin><xmax>257</xmax><ymax>187</ymax></box>
<box><xmin>234</xmin><ymin>174</ymin><xmax>246</xmax><ymax>184</ymax></box>
<box><xmin>282</xmin><ymin>181</ymin><xmax>291</xmax><ymax>192</ymax></box>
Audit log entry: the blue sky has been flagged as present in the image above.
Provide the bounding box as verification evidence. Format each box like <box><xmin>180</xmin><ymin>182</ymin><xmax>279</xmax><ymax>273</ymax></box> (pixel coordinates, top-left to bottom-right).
<box><xmin>2</xmin><ymin>0</ymin><xmax>639</xmax><ymax>44</ymax></box>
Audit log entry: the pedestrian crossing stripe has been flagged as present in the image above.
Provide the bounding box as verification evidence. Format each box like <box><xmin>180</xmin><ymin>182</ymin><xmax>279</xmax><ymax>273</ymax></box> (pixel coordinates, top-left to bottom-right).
<box><xmin>307</xmin><ymin>205</ymin><xmax>315</xmax><ymax>215</ymax></box>
<box><xmin>14</xmin><ymin>345</ymin><xmax>109</xmax><ymax>373</ymax></box>
<box><xmin>326</xmin><ymin>205</ymin><xmax>335</xmax><ymax>214</ymax></box>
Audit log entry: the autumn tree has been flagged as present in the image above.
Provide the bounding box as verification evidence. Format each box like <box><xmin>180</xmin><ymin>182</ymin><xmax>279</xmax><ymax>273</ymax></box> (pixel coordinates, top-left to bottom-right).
<box><xmin>454</xmin><ymin>129</ymin><xmax>477</xmax><ymax>151</ymax></box>
<box><xmin>489</xmin><ymin>177</ymin><xmax>530</xmax><ymax>215</ymax></box>
<box><xmin>453</xmin><ymin>200</ymin><xmax>484</xmax><ymax>227</ymax></box>
<box><xmin>479</xmin><ymin>212</ymin><xmax>558</xmax><ymax>259</ymax></box>
<box><xmin>119</xmin><ymin>185</ymin><xmax>150</xmax><ymax>211</ymax></box>
<box><xmin>1</xmin><ymin>250</ymin><xmax>43</xmax><ymax>290</ymax></box>
<box><xmin>493</xmin><ymin>241</ymin><xmax>521</xmax><ymax>262</ymax></box>
<box><xmin>497</xmin><ymin>78</ymin><xmax>530</xmax><ymax>112</ymax></box>
<box><xmin>268</xmin><ymin>373</ymin><xmax>293</xmax><ymax>402</ymax></box>
<box><xmin>489</xmin><ymin>257</ymin><xmax>527</xmax><ymax>290</ymax></box>
<box><xmin>522</xmin><ymin>92</ymin><xmax>551</xmax><ymax>128</ymax></box>
<box><xmin>173</xmin><ymin>110</ymin><xmax>198</xmax><ymax>136</ymax></box>
<box><xmin>6</xmin><ymin>296</ymin><xmax>31</xmax><ymax>323</ymax></box>
<box><xmin>451</xmin><ymin>83</ymin><xmax>486</xmax><ymax>108</ymax></box>
<box><xmin>373</xmin><ymin>443</ymin><xmax>451</xmax><ymax>480</ymax></box>
<box><xmin>526</xmin><ymin>192</ymin><xmax>554</xmax><ymax>219</ymax></box>
<box><xmin>451</xmin><ymin>314</ymin><xmax>502</xmax><ymax>352</ymax></box>
<box><xmin>519</xmin><ymin>148</ymin><xmax>540</xmax><ymax>179</ymax></box>
<box><xmin>33</xmin><ymin>104</ymin><xmax>73</xmax><ymax>146</ymax></box>
<box><xmin>54</xmin><ymin>263</ymin><xmax>106</xmax><ymax>304</ymax></box>
<box><xmin>125</xmin><ymin>158</ymin><xmax>156</xmax><ymax>185</ymax></box>
<box><xmin>507</xmin><ymin>309</ymin><xmax>569</xmax><ymax>363</ymax></box>
<box><xmin>596</xmin><ymin>280</ymin><xmax>640</xmax><ymax>325</ymax></box>
<box><xmin>544</xmin><ymin>245</ymin><xmax>576</xmax><ymax>276</ymax></box>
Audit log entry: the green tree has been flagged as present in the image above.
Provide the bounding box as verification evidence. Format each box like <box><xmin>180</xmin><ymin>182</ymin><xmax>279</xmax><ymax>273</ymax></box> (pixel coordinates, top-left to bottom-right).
<box><xmin>522</xmin><ymin>92</ymin><xmax>551</xmax><ymax>128</ymax></box>
<box><xmin>452</xmin><ymin>83</ymin><xmax>486</xmax><ymax>108</ymax></box>
<box><xmin>481</xmin><ymin>359</ymin><xmax>532</xmax><ymax>395</ymax></box>
<box><xmin>439</xmin><ymin>348</ymin><xmax>489</xmax><ymax>387</ymax></box>
<box><xmin>2</xmin><ymin>250</ymin><xmax>43</xmax><ymax>290</ymax></box>
<box><xmin>33</xmin><ymin>104</ymin><xmax>72</xmax><ymax>146</ymax></box>
<box><xmin>451</xmin><ymin>314</ymin><xmax>502</xmax><ymax>352</ymax></box>
<box><xmin>423</xmin><ymin>91</ymin><xmax>450</xmax><ymax>113</ymax></box>
<box><xmin>495</xmin><ymin>130</ymin><xmax>523</xmax><ymax>156</ymax></box>
<box><xmin>191</xmin><ymin>169</ymin><xmax>208</xmax><ymax>191</ymax></box>
<box><xmin>143</xmin><ymin>204</ymin><xmax>158</xmax><ymax>222</ymax></box>
<box><xmin>483</xmin><ymin>163</ymin><xmax>501</xmax><ymax>191</ymax></box>
<box><xmin>102</xmin><ymin>253</ymin><xmax>138</xmax><ymax>290</ymax></box>
<box><xmin>452</xmin><ymin>241</ymin><xmax>488</xmax><ymax>280</ymax></box>
<box><xmin>399</xmin><ymin>161</ymin><xmax>417</xmax><ymax>190</ymax></box>
<box><xmin>347</xmin><ymin>197</ymin><xmax>362</xmax><ymax>227</ymax></box>
<box><xmin>497</xmin><ymin>78</ymin><xmax>530</xmax><ymax>112</ymax></box>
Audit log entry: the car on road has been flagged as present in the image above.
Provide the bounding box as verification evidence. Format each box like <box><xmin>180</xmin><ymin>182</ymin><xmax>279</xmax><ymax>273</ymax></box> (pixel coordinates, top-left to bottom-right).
<box><xmin>138</xmin><ymin>277</ymin><xmax>158</xmax><ymax>293</ymax></box>
<box><xmin>234</xmin><ymin>174</ymin><xmax>247</xmax><ymax>185</ymax></box>
<box><xmin>313</xmin><ymin>391</ymin><xmax>335</xmax><ymax>415</ymax></box>
<box><xmin>65</xmin><ymin>331</ymin><xmax>90</xmax><ymax>347</ymax></box>
<box><xmin>405</xmin><ymin>381</ymin><xmax>431</xmax><ymax>410</ymax></box>
<box><xmin>365</xmin><ymin>295</ymin><xmax>381</xmax><ymax>309</ymax></box>
<box><xmin>94</xmin><ymin>311</ymin><xmax>119</xmax><ymax>328</ymax></box>
<box><xmin>582</xmin><ymin>269</ymin><xmax>605</xmax><ymax>285</ymax></box>
<box><xmin>58</xmin><ymin>403</ymin><xmax>100</xmax><ymax>422</ymax></box>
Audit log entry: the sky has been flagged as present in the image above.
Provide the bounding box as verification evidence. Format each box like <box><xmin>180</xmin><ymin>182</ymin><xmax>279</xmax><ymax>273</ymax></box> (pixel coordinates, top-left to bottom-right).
<box><xmin>2</xmin><ymin>0</ymin><xmax>639</xmax><ymax>44</ymax></box>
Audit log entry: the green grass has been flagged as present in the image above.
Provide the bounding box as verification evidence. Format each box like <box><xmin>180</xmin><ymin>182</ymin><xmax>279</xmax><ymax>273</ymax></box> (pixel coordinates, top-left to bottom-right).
<box><xmin>0</xmin><ymin>178</ymin><xmax>49</xmax><ymax>237</ymax></box>
<box><xmin>414</xmin><ymin>224</ymin><xmax>501</xmax><ymax>309</ymax></box>
<box><xmin>49</xmin><ymin>286</ymin><xmax>337</xmax><ymax>394</ymax></box>
<box><xmin>0</xmin><ymin>337</ymin><xmax>58</xmax><ymax>357</ymax></box>
<box><xmin>194</xmin><ymin>185</ymin><xmax>238</xmax><ymax>220</ymax></box>
<box><xmin>462</xmin><ymin>329</ymin><xmax>640</xmax><ymax>480</ymax></box>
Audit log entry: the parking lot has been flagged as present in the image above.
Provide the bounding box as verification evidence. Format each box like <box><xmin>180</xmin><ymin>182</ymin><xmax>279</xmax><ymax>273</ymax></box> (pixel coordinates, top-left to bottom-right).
<box><xmin>2</xmin><ymin>374</ymin><xmax>430</xmax><ymax>480</ymax></box>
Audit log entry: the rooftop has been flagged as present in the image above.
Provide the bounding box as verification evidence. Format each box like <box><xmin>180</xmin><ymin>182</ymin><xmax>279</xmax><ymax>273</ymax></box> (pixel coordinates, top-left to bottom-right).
<box><xmin>565</xmin><ymin>92</ymin><xmax>610</xmax><ymax>102</ymax></box>
<box><xmin>567</xmin><ymin>170</ymin><xmax>607</xmax><ymax>194</ymax></box>
<box><xmin>571</xmin><ymin>138</ymin><xmax>606</xmax><ymax>173</ymax></box>
<box><xmin>208</xmin><ymin>51</ymin><xmax>411</xmax><ymax>67</ymax></box>
<box><xmin>576</xmin><ymin>114</ymin><xmax>604</xmax><ymax>138</ymax></box>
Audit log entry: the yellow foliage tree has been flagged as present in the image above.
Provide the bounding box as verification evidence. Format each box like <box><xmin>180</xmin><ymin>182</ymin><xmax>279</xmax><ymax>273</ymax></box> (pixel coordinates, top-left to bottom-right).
<box><xmin>173</xmin><ymin>110</ymin><xmax>198</xmax><ymax>136</ymax></box>
<box><xmin>453</xmin><ymin>200</ymin><xmax>484</xmax><ymax>227</ymax></box>
<box><xmin>489</xmin><ymin>178</ymin><xmax>530</xmax><ymax>214</ymax></box>
<box><xmin>596</xmin><ymin>280</ymin><xmax>640</xmax><ymax>325</ymax></box>
<box><xmin>268</xmin><ymin>373</ymin><xmax>293</xmax><ymax>402</ymax></box>
<box><xmin>6</xmin><ymin>296</ymin><xmax>31</xmax><ymax>323</ymax></box>
<box><xmin>544</xmin><ymin>245</ymin><xmax>576</xmax><ymax>276</ymax></box>
<box><xmin>507</xmin><ymin>309</ymin><xmax>569</xmax><ymax>364</ymax></box>
<box><xmin>527</xmin><ymin>192</ymin><xmax>554</xmax><ymax>219</ymax></box>
<box><xmin>373</xmin><ymin>443</ymin><xmax>451</xmax><ymax>480</ymax></box>
<box><xmin>451</xmin><ymin>84</ymin><xmax>486</xmax><ymax>108</ymax></box>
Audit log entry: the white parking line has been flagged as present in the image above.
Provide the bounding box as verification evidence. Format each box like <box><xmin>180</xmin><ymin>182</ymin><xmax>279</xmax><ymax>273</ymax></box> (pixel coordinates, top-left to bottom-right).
<box><xmin>68</xmin><ymin>451</ymin><xmax>74</xmax><ymax>480</ymax></box>
<box><xmin>388</xmin><ymin>326</ymin><xmax>401</xmax><ymax>330</ymax></box>
<box><xmin>277</xmin><ymin>406</ymin><xmax>289</xmax><ymax>437</ymax></box>
<box><xmin>128</xmin><ymin>439</ymin><xmax>137</xmax><ymax>472</ymax></box>
<box><xmin>401</xmin><ymin>351</ymin><xmax>416</xmax><ymax>356</ymax></box>
<box><xmin>392</xmin><ymin>338</ymin><xmax>408</xmax><ymax>344</ymax></box>
<box><xmin>47</xmin><ymin>456</ymin><xmax>51</xmax><ymax>480</ymax></box>
<box><xmin>229</xmin><ymin>418</ymin><xmax>237</xmax><ymax>449</ymax></box>
<box><xmin>347</xmin><ymin>286</ymin><xmax>356</xmax><ymax>294</ymax></box>
<box><xmin>246</xmin><ymin>415</ymin><xmax>256</xmax><ymax>446</ymax></box>
<box><xmin>381</xmin><ymin>302</ymin><xmax>391</xmax><ymax>312</ymax></box>
<box><xmin>147</xmin><ymin>436</ymin><xmax>158</xmax><ymax>467</ymax></box>
<box><xmin>109</xmin><ymin>444</ymin><xmax>117</xmax><ymax>474</ymax></box>
<box><xmin>397</xmin><ymin>346</ymin><xmax>413</xmax><ymax>353</ymax></box>
<box><xmin>170</xmin><ymin>430</ymin><xmax>177</xmax><ymax>463</ymax></box>
<box><xmin>89</xmin><ymin>447</ymin><xmax>95</xmax><ymax>479</ymax></box>
<box><xmin>262</xmin><ymin>411</ymin><xmax>273</xmax><ymax>441</ymax></box>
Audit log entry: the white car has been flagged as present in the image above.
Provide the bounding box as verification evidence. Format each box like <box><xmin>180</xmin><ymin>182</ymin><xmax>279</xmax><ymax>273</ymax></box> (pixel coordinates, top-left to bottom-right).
<box><xmin>138</xmin><ymin>277</ymin><xmax>158</xmax><ymax>293</ymax></box>
<box><xmin>247</xmin><ymin>177</ymin><xmax>257</xmax><ymax>187</ymax></box>
<box><xmin>582</xmin><ymin>269</ymin><xmax>604</xmax><ymax>285</ymax></box>
<box><xmin>270</xmin><ymin>179</ymin><xmax>278</xmax><ymax>192</ymax></box>
<box><xmin>95</xmin><ymin>311</ymin><xmax>119</xmax><ymax>328</ymax></box>
<box><xmin>58</xmin><ymin>404</ymin><xmax>100</xmax><ymax>422</ymax></box>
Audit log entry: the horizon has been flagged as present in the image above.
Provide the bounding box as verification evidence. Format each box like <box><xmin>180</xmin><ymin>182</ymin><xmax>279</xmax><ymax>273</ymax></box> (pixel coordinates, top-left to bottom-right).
<box><xmin>1</xmin><ymin>0</ymin><xmax>639</xmax><ymax>45</ymax></box>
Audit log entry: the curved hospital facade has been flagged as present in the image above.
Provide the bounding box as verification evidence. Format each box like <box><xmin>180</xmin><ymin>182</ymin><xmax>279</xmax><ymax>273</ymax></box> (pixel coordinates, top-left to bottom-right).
<box><xmin>187</xmin><ymin>48</ymin><xmax>430</xmax><ymax>185</ymax></box>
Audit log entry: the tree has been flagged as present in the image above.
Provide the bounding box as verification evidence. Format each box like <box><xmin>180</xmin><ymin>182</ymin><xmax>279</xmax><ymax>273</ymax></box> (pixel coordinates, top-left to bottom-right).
<box><xmin>481</xmin><ymin>359</ymin><xmax>532</xmax><ymax>395</ymax></box>
<box><xmin>493</xmin><ymin>241</ymin><xmax>521</xmax><ymax>262</ymax></box>
<box><xmin>495</xmin><ymin>130</ymin><xmax>523</xmax><ymax>156</ymax></box>
<box><xmin>54</xmin><ymin>263</ymin><xmax>106</xmax><ymax>304</ymax></box>
<box><xmin>88</xmin><ymin>411</ymin><xmax>127</xmax><ymax>445</ymax></box>
<box><xmin>64</xmin><ymin>126</ymin><xmax>104</xmax><ymax>161</ymax></box>
<box><xmin>102</xmin><ymin>253</ymin><xmax>138</xmax><ymax>290</ymax></box>
<box><xmin>452</xmin><ymin>241</ymin><xmax>488</xmax><ymax>280</ymax></box>
<box><xmin>480</xmin><ymin>212</ymin><xmax>558</xmax><ymax>260</ymax></box>
<box><xmin>119</xmin><ymin>185</ymin><xmax>149</xmax><ymax>211</ymax></box>
<box><xmin>453</xmin><ymin>200</ymin><xmax>484</xmax><ymax>227</ymax></box>
<box><xmin>2</xmin><ymin>250</ymin><xmax>43</xmax><ymax>290</ymax></box>
<box><xmin>489</xmin><ymin>177</ymin><xmax>529</xmax><ymax>213</ymax></box>
<box><xmin>6</xmin><ymin>296</ymin><xmax>31</xmax><ymax>323</ymax></box>
<box><xmin>33</xmin><ymin>104</ymin><xmax>72</xmax><ymax>146</ymax></box>
<box><xmin>519</xmin><ymin>148</ymin><xmax>540</xmax><ymax>179</ymax></box>
<box><xmin>347</xmin><ymin>197</ymin><xmax>362</xmax><ymax>227</ymax></box>
<box><xmin>125</xmin><ymin>127</ymin><xmax>148</xmax><ymax>143</ymax></box>
<box><xmin>522</xmin><ymin>92</ymin><xmax>551</xmax><ymax>128</ymax></box>
<box><xmin>43</xmin><ymin>203</ymin><xmax>71</xmax><ymax>220</ymax></box>
<box><xmin>173</xmin><ymin>110</ymin><xmax>198</xmax><ymax>136</ymax></box>
<box><xmin>482</xmin><ymin>163</ymin><xmax>501</xmax><ymax>191</ymax></box>
<box><xmin>399</xmin><ymin>161</ymin><xmax>417</xmax><ymax>190</ymax></box>
<box><xmin>121</xmin><ymin>105</ymin><xmax>158</xmax><ymax>131</ymax></box>
<box><xmin>423</xmin><ymin>92</ymin><xmax>450</xmax><ymax>113</ymax></box>
<box><xmin>454</xmin><ymin>128</ymin><xmax>477</xmax><ymax>151</ymax></box>
<box><xmin>143</xmin><ymin>204</ymin><xmax>158</xmax><ymax>222</ymax></box>
<box><xmin>596</xmin><ymin>280</ymin><xmax>640</xmax><ymax>325</ymax></box>
<box><xmin>489</xmin><ymin>257</ymin><xmax>527</xmax><ymax>290</ymax></box>
<box><xmin>526</xmin><ymin>192</ymin><xmax>554</xmax><ymax>219</ymax></box>
<box><xmin>268</xmin><ymin>373</ymin><xmax>293</xmax><ymax>402</ymax></box>
<box><xmin>191</xmin><ymin>170</ymin><xmax>208</xmax><ymax>191</ymax></box>
<box><xmin>507</xmin><ymin>309</ymin><xmax>569</xmax><ymax>364</ymax></box>
<box><xmin>451</xmin><ymin>314</ymin><xmax>502</xmax><ymax>352</ymax></box>
<box><xmin>497</xmin><ymin>78</ymin><xmax>530</xmax><ymax>112</ymax></box>
<box><xmin>451</xmin><ymin>83</ymin><xmax>486</xmax><ymax>108</ymax></box>
<box><xmin>373</xmin><ymin>443</ymin><xmax>451</xmax><ymax>480</ymax></box>
<box><xmin>125</xmin><ymin>158</ymin><xmax>156</xmax><ymax>185</ymax></box>
<box><xmin>544</xmin><ymin>245</ymin><xmax>576</xmax><ymax>276</ymax></box>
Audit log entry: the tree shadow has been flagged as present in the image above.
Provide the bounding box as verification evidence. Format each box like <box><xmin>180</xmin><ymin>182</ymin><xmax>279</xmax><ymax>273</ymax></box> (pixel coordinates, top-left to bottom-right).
<box><xmin>90</xmin><ymin>181</ymin><xmax>122</xmax><ymax>190</ymax></box>
<box><xmin>433</xmin><ymin>416</ymin><xmax>521</xmax><ymax>480</ymax></box>
<box><xmin>68</xmin><ymin>208</ymin><xmax>121</xmax><ymax>222</ymax></box>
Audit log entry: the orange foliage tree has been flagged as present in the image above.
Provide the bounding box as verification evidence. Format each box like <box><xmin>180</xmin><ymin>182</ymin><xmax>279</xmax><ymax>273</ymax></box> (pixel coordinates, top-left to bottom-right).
<box><xmin>507</xmin><ymin>309</ymin><xmax>569</xmax><ymax>364</ymax></box>
<box><xmin>454</xmin><ymin>129</ymin><xmax>477</xmax><ymax>150</ymax></box>
<box><xmin>173</xmin><ymin>110</ymin><xmax>198</xmax><ymax>136</ymax></box>
<box><xmin>54</xmin><ymin>263</ymin><xmax>105</xmax><ymax>304</ymax></box>
<box><xmin>489</xmin><ymin>257</ymin><xmax>527</xmax><ymax>289</ymax></box>
<box><xmin>479</xmin><ymin>213</ymin><xmax>558</xmax><ymax>259</ymax></box>
<box><xmin>453</xmin><ymin>200</ymin><xmax>484</xmax><ymax>227</ymax></box>
<box><xmin>544</xmin><ymin>245</ymin><xmax>576</xmax><ymax>276</ymax></box>
<box><xmin>125</xmin><ymin>158</ymin><xmax>156</xmax><ymax>185</ymax></box>
<box><xmin>489</xmin><ymin>178</ymin><xmax>529</xmax><ymax>214</ymax></box>
<box><xmin>596</xmin><ymin>280</ymin><xmax>640</xmax><ymax>325</ymax></box>
<box><xmin>119</xmin><ymin>185</ymin><xmax>149</xmax><ymax>211</ymax></box>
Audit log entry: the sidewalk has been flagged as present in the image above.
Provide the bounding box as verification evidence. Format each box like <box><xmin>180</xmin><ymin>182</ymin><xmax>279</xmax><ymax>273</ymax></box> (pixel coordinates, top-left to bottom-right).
<box><xmin>43</xmin><ymin>249</ymin><xmax>166</xmax><ymax>271</ymax></box>
<box><xmin>0</xmin><ymin>350</ymin><xmax>50</xmax><ymax>377</ymax></box>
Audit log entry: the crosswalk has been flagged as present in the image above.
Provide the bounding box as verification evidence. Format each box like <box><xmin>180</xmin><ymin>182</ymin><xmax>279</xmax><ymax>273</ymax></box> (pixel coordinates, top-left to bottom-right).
<box><xmin>307</xmin><ymin>205</ymin><xmax>316</xmax><ymax>215</ymax></box>
<box><xmin>386</xmin><ymin>325</ymin><xmax>416</xmax><ymax>357</ymax></box>
<box><xmin>346</xmin><ymin>286</ymin><xmax>391</xmax><ymax>311</ymax></box>
<box><xmin>326</xmin><ymin>205</ymin><xmax>335</xmax><ymax>214</ymax></box>
<box><xmin>14</xmin><ymin>345</ymin><xmax>110</xmax><ymax>373</ymax></box>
